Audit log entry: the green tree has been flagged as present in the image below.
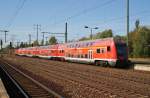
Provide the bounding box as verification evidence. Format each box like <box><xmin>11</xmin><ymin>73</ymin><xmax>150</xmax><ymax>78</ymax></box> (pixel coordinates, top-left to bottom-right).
<box><xmin>49</xmin><ymin>36</ymin><xmax>57</xmax><ymax>45</ymax></box>
<box><xmin>135</xmin><ymin>19</ymin><xmax>140</xmax><ymax>30</ymax></box>
<box><xmin>94</xmin><ymin>29</ymin><xmax>113</xmax><ymax>39</ymax></box>
<box><xmin>114</xmin><ymin>35</ymin><xmax>127</xmax><ymax>41</ymax></box>
<box><xmin>33</xmin><ymin>40</ymin><xmax>39</xmax><ymax>46</ymax></box>
<box><xmin>79</xmin><ymin>29</ymin><xmax>113</xmax><ymax>41</ymax></box>
<box><xmin>79</xmin><ymin>37</ymin><xmax>90</xmax><ymax>41</ymax></box>
<box><xmin>129</xmin><ymin>20</ymin><xmax>150</xmax><ymax>57</ymax></box>
<box><xmin>128</xmin><ymin>20</ymin><xmax>150</xmax><ymax>57</ymax></box>
<box><xmin>128</xmin><ymin>31</ymin><xmax>135</xmax><ymax>57</ymax></box>
<box><xmin>41</xmin><ymin>40</ymin><xmax>44</xmax><ymax>46</ymax></box>
<box><xmin>20</xmin><ymin>42</ymin><xmax>25</xmax><ymax>48</ymax></box>
<box><xmin>132</xmin><ymin>27</ymin><xmax>150</xmax><ymax>57</ymax></box>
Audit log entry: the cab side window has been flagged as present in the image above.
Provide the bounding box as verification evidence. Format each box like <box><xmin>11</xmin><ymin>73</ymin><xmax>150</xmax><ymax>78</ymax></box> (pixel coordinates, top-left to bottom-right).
<box><xmin>97</xmin><ymin>49</ymin><xmax>100</xmax><ymax>53</ymax></box>
<box><xmin>85</xmin><ymin>54</ymin><xmax>88</xmax><ymax>58</ymax></box>
<box><xmin>107</xmin><ymin>46</ymin><xmax>111</xmax><ymax>52</ymax></box>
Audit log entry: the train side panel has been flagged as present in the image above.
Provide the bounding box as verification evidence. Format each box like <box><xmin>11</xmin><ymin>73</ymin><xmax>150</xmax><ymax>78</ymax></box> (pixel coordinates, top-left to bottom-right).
<box><xmin>15</xmin><ymin>37</ymin><xmax>128</xmax><ymax>67</ymax></box>
<box><xmin>65</xmin><ymin>38</ymin><xmax>117</xmax><ymax>66</ymax></box>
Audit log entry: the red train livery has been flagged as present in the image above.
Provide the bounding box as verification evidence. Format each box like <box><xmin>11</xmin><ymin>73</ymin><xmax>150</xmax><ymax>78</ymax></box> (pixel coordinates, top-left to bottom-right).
<box><xmin>15</xmin><ymin>38</ymin><xmax>128</xmax><ymax>67</ymax></box>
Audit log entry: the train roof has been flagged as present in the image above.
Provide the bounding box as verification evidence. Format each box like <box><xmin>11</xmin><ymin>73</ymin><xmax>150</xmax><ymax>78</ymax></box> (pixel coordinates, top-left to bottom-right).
<box><xmin>66</xmin><ymin>37</ymin><xmax>114</xmax><ymax>47</ymax></box>
<box><xmin>17</xmin><ymin>37</ymin><xmax>126</xmax><ymax>50</ymax></box>
<box><xmin>67</xmin><ymin>37</ymin><xmax>114</xmax><ymax>44</ymax></box>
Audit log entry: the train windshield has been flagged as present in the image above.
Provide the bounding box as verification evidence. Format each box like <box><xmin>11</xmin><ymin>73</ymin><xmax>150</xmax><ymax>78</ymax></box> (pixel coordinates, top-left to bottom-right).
<box><xmin>116</xmin><ymin>43</ymin><xmax>127</xmax><ymax>59</ymax></box>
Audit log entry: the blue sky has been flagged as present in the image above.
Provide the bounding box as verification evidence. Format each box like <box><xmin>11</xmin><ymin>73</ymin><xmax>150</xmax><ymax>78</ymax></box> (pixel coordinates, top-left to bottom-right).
<box><xmin>0</xmin><ymin>0</ymin><xmax>150</xmax><ymax>44</ymax></box>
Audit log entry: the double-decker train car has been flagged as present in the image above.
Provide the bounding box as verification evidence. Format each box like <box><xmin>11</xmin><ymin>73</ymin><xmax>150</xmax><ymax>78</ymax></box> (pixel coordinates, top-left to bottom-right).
<box><xmin>38</xmin><ymin>46</ymin><xmax>51</xmax><ymax>58</ymax></box>
<box><xmin>65</xmin><ymin>38</ymin><xmax>128</xmax><ymax>67</ymax></box>
<box><xmin>15</xmin><ymin>38</ymin><xmax>128</xmax><ymax>67</ymax></box>
<box><xmin>15</xmin><ymin>48</ymin><xmax>27</xmax><ymax>56</ymax></box>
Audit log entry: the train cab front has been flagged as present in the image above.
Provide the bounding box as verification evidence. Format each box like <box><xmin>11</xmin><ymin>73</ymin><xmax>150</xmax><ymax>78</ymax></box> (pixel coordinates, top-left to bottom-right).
<box><xmin>115</xmin><ymin>42</ymin><xmax>129</xmax><ymax>67</ymax></box>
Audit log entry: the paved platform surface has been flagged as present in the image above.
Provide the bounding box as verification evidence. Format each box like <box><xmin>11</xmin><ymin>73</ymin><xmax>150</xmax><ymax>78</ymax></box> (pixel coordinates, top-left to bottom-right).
<box><xmin>129</xmin><ymin>58</ymin><xmax>150</xmax><ymax>71</ymax></box>
<box><xmin>134</xmin><ymin>64</ymin><xmax>150</xmax><ymax>71</ymax></box>
<box><xmin>0</xmin><ymin>79</ymin><xmax>9</xmax><ymax>98</ymax></box>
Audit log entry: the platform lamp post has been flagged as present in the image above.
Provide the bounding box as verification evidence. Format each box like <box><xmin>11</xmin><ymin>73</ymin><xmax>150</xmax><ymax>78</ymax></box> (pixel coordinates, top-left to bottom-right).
<box><xmin>0</xmin><ymin>30</ymin><xmax>9</xmax><ymax>43</ymax></box>
<box><xmin>84</xmin><ymin>26</ymin><xmax>98</xmax><ymax>40</ymax></box>
<box><xmin>45</xmin><ymin>36</ymin><xmax>48</xmax><ymax>45</ymax></box>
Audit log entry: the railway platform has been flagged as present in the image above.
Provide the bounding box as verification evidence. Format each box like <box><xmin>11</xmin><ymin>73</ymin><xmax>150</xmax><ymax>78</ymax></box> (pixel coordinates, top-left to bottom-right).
<box><xmin>0</xmin><ymin>79</ymin><xmax>9</xmax><ymax>98</ymax></box>
<box><xmin>134</xmin><ymin>64</ymin><xmax>150</xmax><ymax>71</ymax></box>
<box><xmin>130</xmin><ymin>58</ymin><xmax>150</xmax><ymax>71</ymax></box>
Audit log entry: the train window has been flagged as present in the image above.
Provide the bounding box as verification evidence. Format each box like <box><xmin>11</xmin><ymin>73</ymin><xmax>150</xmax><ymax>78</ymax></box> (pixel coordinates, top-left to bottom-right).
<box><xmin>85</xmin><ymin>54</ymin><xmax>88</xmax><ymax>58</ymax></box>
<box><xmin>78</xmin><ymin>55</ymin><xmax>80</xmax><ymax>58</ymax></box>
<box><xmin>62</xmin><ymin>50</ymin><xmax>64</xmax><ymax>53</ymax></box>
<box><xmin>102</xmin><ymin>49</ymin><xmax>105</xmax><ymax>53</ymax></box>
<box><xmin>107</xmin><ymin>46</ymin><xmax>111</xmax><ymax>52</ymax></box>
<box><xmin>78</xmin><ymin>44</ymin><xmax>81</xmax><ymax>47</ymax></box>
<box><xmin>81</xmin><ymin>55</ymin><xmax>84</xmax><ymax>58</ymax></box>
<box><xmin>97</xmin><ymin>49</ymin><xmax>100</xmax><ymax>53</ymax></box>
<box><xmin>73</xmin><ymin>44</ymin><xmax>75</xmax><ymax>48</ymax></box>
<box><xmin>90</xmin><ymin>42</ymin><xmax>93</xmax><ymax>46</ymax></box>
<box><xmin>86</xmin><ymin>43</ymin><xmax>89</xmax><ymax>46</ymax></box>
<box><xmin>77</xmin><ymin>44</ymin><xmax>78</xmax><ymax>48</ymax></box>
<box><xmin>82</xmin><ymin>43</ymin><xmax>85</xmax><ymax>47</ymax></box>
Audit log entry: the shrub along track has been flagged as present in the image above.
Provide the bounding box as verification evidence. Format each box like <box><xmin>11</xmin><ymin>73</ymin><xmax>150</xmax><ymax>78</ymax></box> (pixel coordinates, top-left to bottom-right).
<box><xmin>2</xmin><ymin>56</ymin><xmax>150</xmax><ymax>98</ymax></box>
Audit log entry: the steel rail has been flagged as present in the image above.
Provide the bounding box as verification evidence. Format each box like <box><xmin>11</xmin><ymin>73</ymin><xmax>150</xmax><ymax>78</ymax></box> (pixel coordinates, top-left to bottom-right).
<box><xmin>0</xmin><ymin>60</ymin><xmax>29</xmax><ymax>98</ymax></box>
<box><xmin>1</xmin><ymin>60</ymin><xmax>64</xmax><ymax>98</ymax></box>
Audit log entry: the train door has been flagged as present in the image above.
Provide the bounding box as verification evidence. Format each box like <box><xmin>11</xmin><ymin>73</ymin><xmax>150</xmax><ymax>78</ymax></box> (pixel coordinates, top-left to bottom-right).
<box><xmin>88</xmin><ymin>50</ymin><xmax>93</xmax><ymax>59</ymax></box>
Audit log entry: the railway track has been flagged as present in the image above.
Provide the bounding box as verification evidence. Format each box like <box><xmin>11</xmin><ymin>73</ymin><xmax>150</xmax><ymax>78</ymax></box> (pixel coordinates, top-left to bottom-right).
<box><xmin>23</xmin><ymin>59</ymin><xmax>150</xmax><ymax>97</ymax></box>
<box><xmin>3</xmin><ymin>56</ymin><xmax>150</xmax><ymax>98</ymax></box>
<box><xmin>0</xmin><ymin>59</ymin><xmax>64</xmax><ymax>98</ymax></box>
<box><xmin>30</xmin><ymin>58</ymin><xmax>150</xmax><ymax>85</ymax></box>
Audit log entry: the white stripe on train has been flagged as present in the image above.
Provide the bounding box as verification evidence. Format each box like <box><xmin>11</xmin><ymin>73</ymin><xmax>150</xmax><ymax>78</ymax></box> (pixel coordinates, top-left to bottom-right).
<box><xmin>18</xmin><ymin>54</ymin><xmax>117</xmax><ymax>66</ymax></box>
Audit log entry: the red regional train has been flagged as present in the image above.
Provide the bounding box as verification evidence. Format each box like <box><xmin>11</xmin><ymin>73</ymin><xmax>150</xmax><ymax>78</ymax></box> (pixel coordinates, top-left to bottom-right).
<box><xmin>15</xmin><ymin>38</ymin><xmax>128</xmax><ymax>67</ymax></box>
